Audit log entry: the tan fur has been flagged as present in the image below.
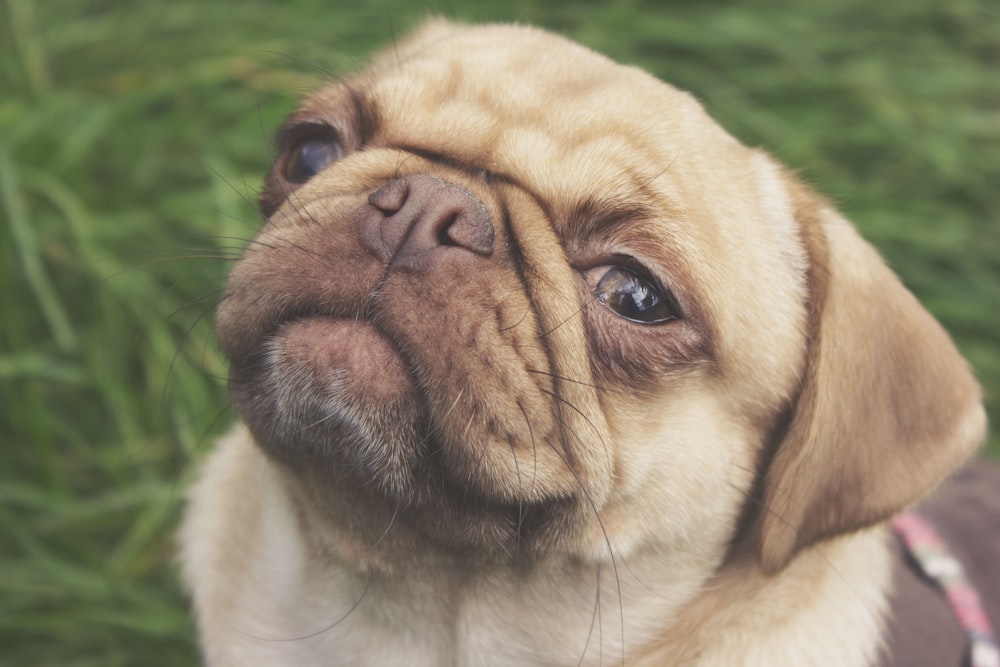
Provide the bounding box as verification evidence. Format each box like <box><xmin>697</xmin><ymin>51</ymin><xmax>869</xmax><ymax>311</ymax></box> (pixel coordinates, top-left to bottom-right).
<box><xmin>180</xmin><ymin>21</ymin><xmax>985</xmax><ymax>666</ymax></box>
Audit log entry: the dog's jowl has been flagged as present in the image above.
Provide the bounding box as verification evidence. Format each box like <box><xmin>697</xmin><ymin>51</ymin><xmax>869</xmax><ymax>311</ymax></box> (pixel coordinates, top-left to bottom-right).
<box><xmin>179</xmin><ymin>21</ymin><xmax>994</xmax><ymax>667</ymax></box>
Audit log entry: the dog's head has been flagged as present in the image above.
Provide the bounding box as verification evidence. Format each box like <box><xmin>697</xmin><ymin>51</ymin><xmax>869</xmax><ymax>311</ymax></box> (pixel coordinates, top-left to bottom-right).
<box><xmin>216</xmin><ymin>21</ymin><xmax>984</xmax><ymax>575</ymax></box>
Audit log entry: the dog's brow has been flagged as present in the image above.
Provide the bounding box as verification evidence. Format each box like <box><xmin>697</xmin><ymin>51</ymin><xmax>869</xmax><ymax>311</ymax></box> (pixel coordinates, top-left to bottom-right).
<box><xmin>347</xmin><ymin>86</ymin><xmax>379</xmax><ymax>144</ymax></box>
<box><xmin>569</xmin><ymin>197</ymin><xmax>659</xmax><ymax>239</ymax></box>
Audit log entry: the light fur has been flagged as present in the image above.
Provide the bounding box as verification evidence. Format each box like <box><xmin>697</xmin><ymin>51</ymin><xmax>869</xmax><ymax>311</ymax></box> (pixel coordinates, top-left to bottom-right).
<box><xmin>180</xmin><ymin>21</ymin><xmax>985</xmax><ymax>666</ymax></box>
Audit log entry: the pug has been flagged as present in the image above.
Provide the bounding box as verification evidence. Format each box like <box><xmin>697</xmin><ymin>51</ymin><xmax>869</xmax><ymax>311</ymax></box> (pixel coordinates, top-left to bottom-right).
<box><xmin>179</xmin><ymin>20</ymin><xmax>989</xmax><ymax>667</ymax></box>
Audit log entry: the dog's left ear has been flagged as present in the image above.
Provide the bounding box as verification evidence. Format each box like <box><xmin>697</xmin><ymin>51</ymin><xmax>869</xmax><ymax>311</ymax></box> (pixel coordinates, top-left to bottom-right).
<box><xmin>755</xmin><ymin>169</ymin><xmax>986</xmax><ymax>574</ymax></box>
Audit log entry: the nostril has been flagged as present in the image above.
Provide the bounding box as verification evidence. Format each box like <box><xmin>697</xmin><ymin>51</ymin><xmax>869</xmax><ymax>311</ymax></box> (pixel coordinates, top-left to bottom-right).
<box><xmin>440</xmin><ymin>208</ymin><xmax>494</xmax><ymax>256</ymax></box>
<box><xmin>369</xmin><ymin>178</ymin><xmax>409</xmax><ymax>214</ymax></box>
<box><xmin>437</xmin><ymin>213</ymin><xmax>461</xmax><ymax>248</ymax></box>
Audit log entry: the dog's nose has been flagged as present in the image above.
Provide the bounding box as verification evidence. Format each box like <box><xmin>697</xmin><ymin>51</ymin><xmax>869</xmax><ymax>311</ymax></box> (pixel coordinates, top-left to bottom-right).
<box><xmin>360</xmin><ymin>174</ymin><xmax>495</xmax><ymax>271</ymax></box>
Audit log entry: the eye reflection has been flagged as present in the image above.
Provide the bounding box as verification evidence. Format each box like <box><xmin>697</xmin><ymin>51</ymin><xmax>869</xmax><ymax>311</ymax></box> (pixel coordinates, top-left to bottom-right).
<box><xmin>594</xmin><ymin>266</ymin><xmax>677</xmax><ymax>324</ymax></box>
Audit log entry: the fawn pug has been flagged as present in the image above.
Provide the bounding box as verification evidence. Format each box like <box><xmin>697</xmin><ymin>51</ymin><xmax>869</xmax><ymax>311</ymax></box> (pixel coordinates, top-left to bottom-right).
<box><xmin>180</xmin><ymin>21</ymin><xmax>986</xmax><ymax>666</ymax></box>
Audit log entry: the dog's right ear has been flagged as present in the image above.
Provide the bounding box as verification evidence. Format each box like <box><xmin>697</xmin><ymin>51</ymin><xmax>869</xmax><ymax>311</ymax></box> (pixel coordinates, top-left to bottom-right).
<box><xmin>754</xmin><ymin>170</ymin><xmax>986</xmax><ymax>574</ymax></box>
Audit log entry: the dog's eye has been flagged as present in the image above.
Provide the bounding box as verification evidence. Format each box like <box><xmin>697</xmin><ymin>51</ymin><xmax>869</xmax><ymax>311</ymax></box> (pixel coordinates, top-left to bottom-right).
<box><xmin>284</xmin><ymin>130</ymin><xmax>342</xmax><ymax>184</ymax></box>
<box><xmin>593</xmin><ymin>266</ymin><xmax>678</xmax><ymax>324</ymax></box>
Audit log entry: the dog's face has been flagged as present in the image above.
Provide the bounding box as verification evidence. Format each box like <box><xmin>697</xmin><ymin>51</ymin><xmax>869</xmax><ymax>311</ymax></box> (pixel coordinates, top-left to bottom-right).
<box><xmin>216</xmin><ymin>22</ymin><xmax>983</xmax><ymax>576</ymax></box>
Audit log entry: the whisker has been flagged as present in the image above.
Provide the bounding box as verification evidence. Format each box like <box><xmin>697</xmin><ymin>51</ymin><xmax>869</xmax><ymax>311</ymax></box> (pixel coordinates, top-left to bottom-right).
<box><xmin>577</xmin><ymin>562</ymin><xmax>601</xmax><ymax>667</ymax></box>
<box><xmin>242</xmin><ymin>575</ymin><xmax>373</xmax><ymax>643</ymax></box>
<box><xmin>541</xmin><ymin>436</ymin><xmax>625</xmax><ymax>666</ymax></box>
<box><xmin>499</xmin><ymin>308</ymin><xmax>530</xmax><ymax>333</ymax></box>
<box><xmin>507</xmin><ymin>435</ymin><xmax>525</xmax><ymax>559</ymax></box>
<box><xmin>540</xmin><ymin>387</ymin><xmax>613</xmax><ymax>468</ymax></box>
<box><xmin>538</xmin><ymin>301</ymin><xmax>590</xmax><ymax>339</ymax></box>
<box><xmin>525</xmin><ymin>367</ymin><xmax>624</xmax><ymax>395</ymax></box>
<box><xmin>517</xmin><ymin>401</ymin><xmax>540</xmax><ymax>504</ymax></box>
<box><xmin>371</xmin><ymin>500</ymin><xmax>401</xmax><ymax>549</ymax></box>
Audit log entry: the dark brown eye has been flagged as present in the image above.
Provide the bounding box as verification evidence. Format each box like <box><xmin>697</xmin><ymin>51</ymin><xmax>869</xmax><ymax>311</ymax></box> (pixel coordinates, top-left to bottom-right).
<box><xmin>283</xmin><ymin>129</ymin><xmax>341</xmax><ymax>183</ymax></box>
<box><xmin>594</xmin><ymin>266</ymin><xmax>678</xmax><ymax>324</ymax></box>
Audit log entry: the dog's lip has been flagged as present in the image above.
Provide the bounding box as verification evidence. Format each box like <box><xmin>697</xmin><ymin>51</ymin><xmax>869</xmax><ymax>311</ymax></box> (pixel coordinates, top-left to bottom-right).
<box><xmin>270</xmin><ymin>315</ymin><xmax>416</xmax><ymax>404</ymax></box>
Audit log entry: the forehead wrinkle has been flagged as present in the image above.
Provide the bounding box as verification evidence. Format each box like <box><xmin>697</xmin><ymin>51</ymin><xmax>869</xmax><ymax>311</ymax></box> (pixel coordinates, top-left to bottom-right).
<box><xmin>340</xmin><ymin>27</ymin><xmax>720</xmax><ymax>216</ymax></box>
<box><xmin>366</xmin><ymin>40</ymin><xmax>678</xmax><ymax>162</ymax></box>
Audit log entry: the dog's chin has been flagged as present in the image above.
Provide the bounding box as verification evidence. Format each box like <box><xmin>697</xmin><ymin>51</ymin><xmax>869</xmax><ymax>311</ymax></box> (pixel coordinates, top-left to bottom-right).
<box><xmin>234</xmin><ymin>316</ymin><xmax>425</xmax><ymax>493</ymax></box>
<box><xmin>227</xmin><ymin>316</ymin><xmax>582</xmax><ymax>560</ymax></box>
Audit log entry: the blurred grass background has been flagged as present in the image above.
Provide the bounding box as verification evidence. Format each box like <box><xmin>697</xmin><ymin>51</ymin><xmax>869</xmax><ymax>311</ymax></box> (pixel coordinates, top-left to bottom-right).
<box><xmin>1</xmin><ymin>0</ymin><xmax>997</xmax><ymax>664</ymax></box>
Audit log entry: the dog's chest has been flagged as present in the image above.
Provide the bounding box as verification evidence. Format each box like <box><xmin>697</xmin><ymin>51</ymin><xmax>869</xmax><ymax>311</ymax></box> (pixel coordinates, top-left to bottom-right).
<box><xmin>212</xmin><ymin>529</ymin><xmax>688</xmax><ymax>667</ymax></box>
<box><xmin>219</xmin><ymin>568</ymin><xmax>613</xmax><ymax>667</ymax></box>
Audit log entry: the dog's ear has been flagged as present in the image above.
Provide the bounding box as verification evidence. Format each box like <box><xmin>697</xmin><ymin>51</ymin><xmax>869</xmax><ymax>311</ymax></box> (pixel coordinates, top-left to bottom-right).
<box><xmin>756</xmin><ymin>174</ymin><xmax>986</xmax><ymax>574</ymax></box>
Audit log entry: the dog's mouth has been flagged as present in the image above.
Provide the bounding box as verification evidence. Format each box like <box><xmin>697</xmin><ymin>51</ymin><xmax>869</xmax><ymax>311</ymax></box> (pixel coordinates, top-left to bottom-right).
<box><xmin>228</xmin><ymin>310</ymin><xmax>447</xmax><ymax>503</ymax></box>
<box><xmin>227</xmin><ymin>293</ymin><xmax>580</xmax><ymax>500</ymax></box>
<box><xmin>269</xmin><ymin>316</ymin><xmax>415</xmax><ymax>409</ymax></box>
<box><xmin>224</xmin><ymin>299</ymin><xmax>594</xmax><ymax>560</ymax></box>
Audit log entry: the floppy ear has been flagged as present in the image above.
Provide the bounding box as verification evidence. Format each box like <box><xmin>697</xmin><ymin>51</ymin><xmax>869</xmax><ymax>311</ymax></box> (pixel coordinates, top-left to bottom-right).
<box><xmin>756</xmin><ymin>178</ymin><xmax>986</xmax><ymax>574</ymax></box>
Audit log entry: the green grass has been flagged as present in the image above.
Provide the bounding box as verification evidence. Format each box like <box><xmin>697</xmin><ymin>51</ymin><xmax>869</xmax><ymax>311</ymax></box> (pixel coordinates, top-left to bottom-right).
<box><xmin>1</xmin><ymin>0</ymin><xmax>998</xmax><ymax>663</ymax></box>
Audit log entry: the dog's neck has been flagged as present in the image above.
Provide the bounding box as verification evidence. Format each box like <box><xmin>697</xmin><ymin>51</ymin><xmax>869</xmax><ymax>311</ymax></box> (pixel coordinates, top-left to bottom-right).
<box><xmin>188</xmin><ymin>431</ymin><xmax>891</xmax><ymax>667</ymax></box>
<box><xmin>634</xmin><ymin>533</ymin><xmax>892</xmax><ymax>666</ymax></box>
